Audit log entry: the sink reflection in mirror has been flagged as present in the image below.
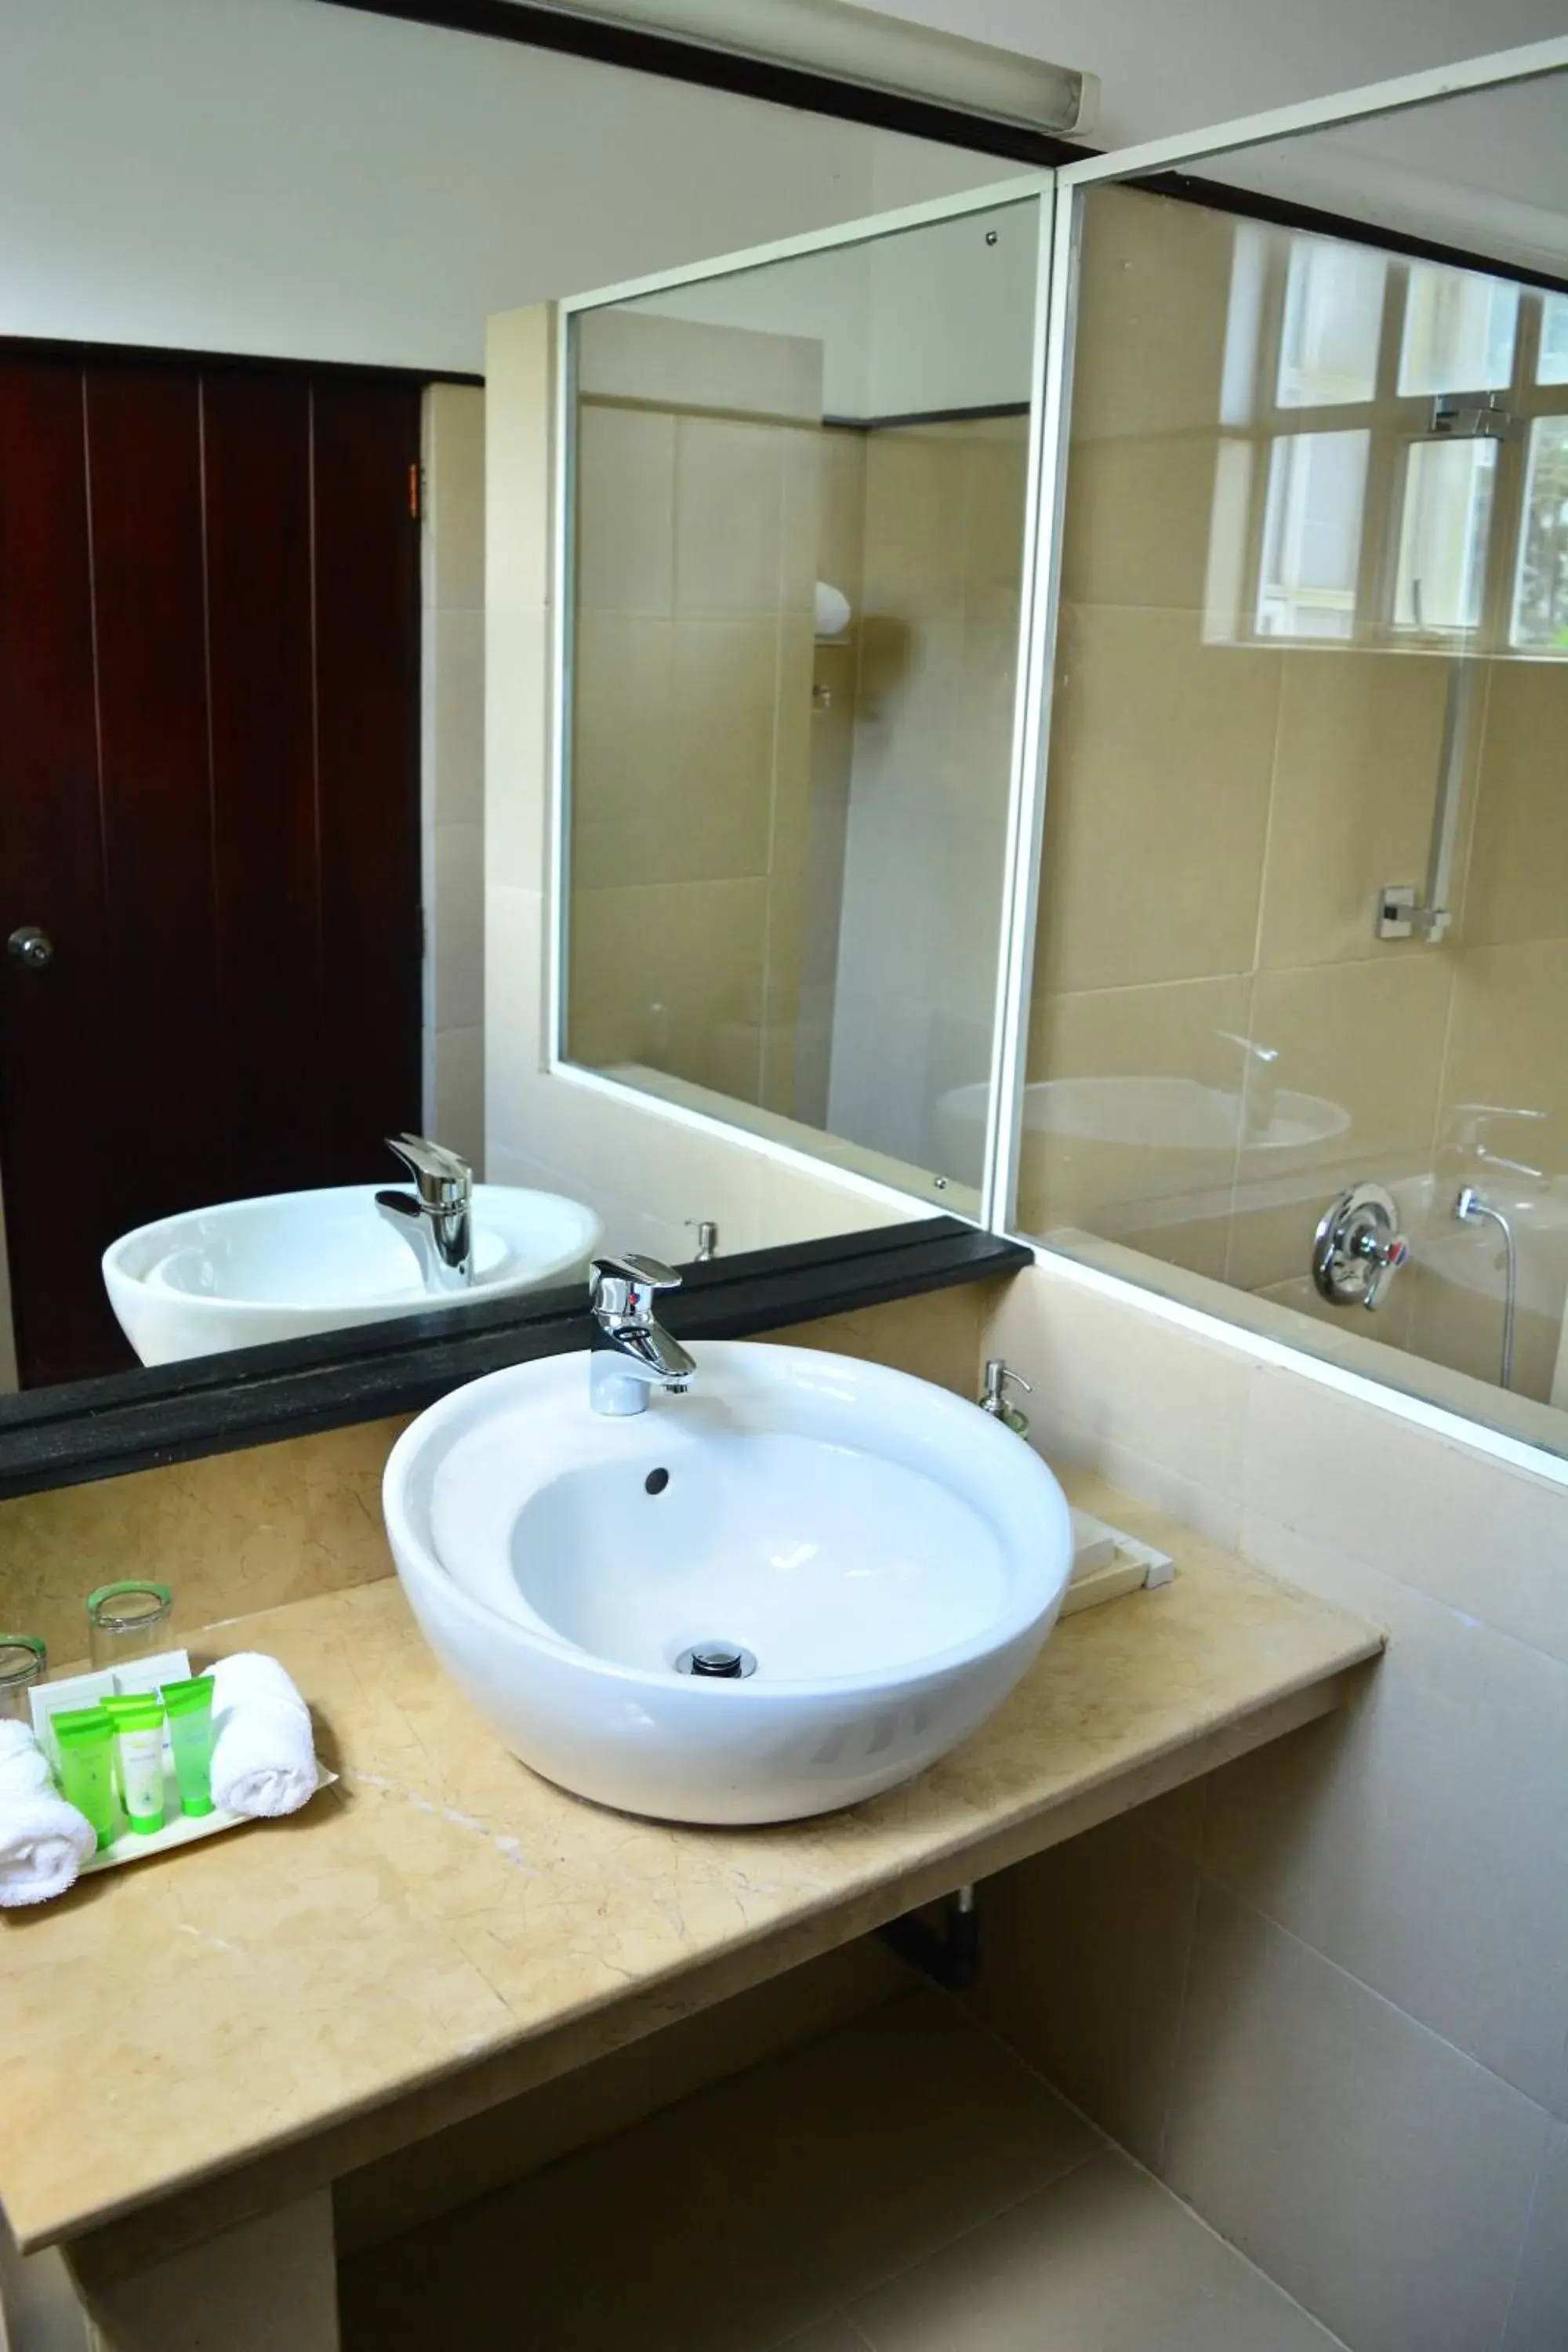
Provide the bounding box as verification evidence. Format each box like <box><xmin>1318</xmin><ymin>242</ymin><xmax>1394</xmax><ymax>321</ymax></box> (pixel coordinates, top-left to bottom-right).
<box><xmin>383</xmin><ymin>1341</ymin><xmax>1073</xmax><ymax>1824</ymax></box>
<box><xmin>103</xmin><ymin>1154</ymin><xmax>603</xmax><ymax>1365</ymax></box>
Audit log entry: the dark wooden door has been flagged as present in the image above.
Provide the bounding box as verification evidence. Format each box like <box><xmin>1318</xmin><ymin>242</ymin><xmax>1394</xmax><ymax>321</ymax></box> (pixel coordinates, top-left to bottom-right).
<box><xmin>0</xmin><ymin>354</ymin><xmax>423</xmax><ymax>1386</ymax></box>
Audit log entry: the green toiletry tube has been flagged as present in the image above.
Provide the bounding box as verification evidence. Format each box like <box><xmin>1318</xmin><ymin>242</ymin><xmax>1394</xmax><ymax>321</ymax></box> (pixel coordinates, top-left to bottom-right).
<box><xmin>160</xmin><ymin>1677</ymin><xmax>216</xmax><ymax>1817</ymax></box>
<box><xmin>53</xmin><ymin>1706</ymin><xmax>118</xmax><ymax>1851</ymax></box>
<box><xmin>101</xmin><ymin>1694</ymin><xmax>166</xmax><ymax>1835</ymax></box>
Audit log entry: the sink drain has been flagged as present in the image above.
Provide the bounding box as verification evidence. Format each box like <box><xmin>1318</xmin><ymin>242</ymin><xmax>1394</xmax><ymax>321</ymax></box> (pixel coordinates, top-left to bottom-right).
<box><xmin>675</xmin><ymin>1642</ymin><xmax>757</xmax><ymax>1680</ymax></box>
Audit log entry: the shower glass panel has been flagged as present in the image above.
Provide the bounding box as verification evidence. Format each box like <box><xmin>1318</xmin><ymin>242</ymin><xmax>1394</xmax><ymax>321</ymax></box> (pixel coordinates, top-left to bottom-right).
<box><xmin>1022</xmin><ymin>67</ymin><xmax>1568</xmax><ymax>1451</ymax></box>
<box><xmin>560</xmin><ymin>195</ymin><xmax>1044</xmax><ymax>1216</ymax></box>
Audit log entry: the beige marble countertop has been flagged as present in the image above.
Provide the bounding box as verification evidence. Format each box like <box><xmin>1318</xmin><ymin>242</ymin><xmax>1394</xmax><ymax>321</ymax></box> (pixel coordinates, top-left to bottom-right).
<box><xmin>0</xmin><ymin>1476</ymin><xmax>1381</xmax><ymax>2256</ymax></box>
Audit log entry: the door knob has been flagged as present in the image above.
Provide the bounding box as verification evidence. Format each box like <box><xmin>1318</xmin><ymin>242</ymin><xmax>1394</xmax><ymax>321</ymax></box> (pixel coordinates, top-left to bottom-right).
<box><xmin>6</xmin><ymin>926</ymin><xmax>53</xmax><ymax>971</ymax></box>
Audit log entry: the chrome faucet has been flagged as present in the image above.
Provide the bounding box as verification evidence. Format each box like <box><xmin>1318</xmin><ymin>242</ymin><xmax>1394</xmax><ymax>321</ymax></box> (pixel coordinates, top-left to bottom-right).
<box><xmin>1312</xmin><ymin>1181</ymin><xmax>1410</xmax><ymax>1311</ymax></box>
<box><xmin>1218</xmin><ymin>1029</ymin><xmax>1279</xmax><ymax>1144</ymax></box>
<box><xmin>588</xmin><ymin>1254</ymin><xmax>695</xmax><ymax>1416</ymax></box>
<box><xmin>1455</xmin><ymin>1186</ymin><xmax>1518</xmax><ymax>1390</ymax></box>
<box><xmin>1449</xmin><ymin>1104</ymin><xmax>1547</xmax><ymax>1187</ymax></box>
<box><xmin>376</xmin><ymin>1134</ymin><xmax>474</xmax><ymax>1293</ymax></box>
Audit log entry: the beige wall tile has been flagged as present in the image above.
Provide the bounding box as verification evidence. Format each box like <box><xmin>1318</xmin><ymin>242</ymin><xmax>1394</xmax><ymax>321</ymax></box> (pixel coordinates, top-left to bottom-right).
<box><xmin>783</xmin><ymin>1282</ymin><xmax>992</xmax><ymax>1401</ymax></box>
<box><xmin>1070</xmin><ymin>184</ymin><xmax>1236</xmax><ymax>445</ymax></box>
<box><xmin>0</xmin><ymin>1420</ymin><xmax>406</xmax><ymax>1668</ymax></box>
<box><xmin>983</xmin><ymin>1268</ymin><xmax>1248</xmax><ymax>1545</ymax></box>
<box><xmin>962</xmin><ymin>417</ymin><xmax>1029</xmax><ymax>601</ymax></box>
<box><xmin>1465</xmin><ymin>659</ymin><xmax>1568</xmax><ymax>949</ymax></box>
<box><xmin>428</xmin><ymin>607</ymin><xmax>485</xmax><ymax>829</ymax></box>
<box><xmin>424</xmin><ymin>383</ymin><xmax>485</xmax><ymax>612</ymax></box>
<box><xmin>575</xmin><ymin>402</ymin><xmax>675</xmax><ymax>616</ymax></box>
<box><xmin>673</xmin><ymin>416</ymin><xmax>786</xmax><ymax>618</ymax></box>
<box><xmin>1258</xmin><ymin>648</ymin><xmax>1454</xmax><ymax>970</ymax></box>
<box><xmin>859</xmin><ymin>428</ymin><xmax>971</xmax><ymax>618</ymax></box>
<box><xmin>1204</xmin><ymin>1515</ymin><xmax>1568</xmax><ymax>2107</ymax></box>
<box><xmin>1244</xmin><ymin>956</ymin><xmax>1450</xmax><ymax>1183</ymax></box>
<box><xmin>485</xmin><ymin>603</ymin><xmax>548</xmax><ymax>895</ymax></box>
<box><xmin>1061</xmin><ymin>434</ymin><xmax>1223</xmax><ymax>614</ymax></box>
<box><xmin>1250</xmin><ymin>1260</ymin><xmax>1418</xmax><ymax>1351</ymax></box>
<box><xmin>779</xmin><ymin>424</ymin><xmax>822</xmax><ymax>622</ymax></box>
<box><xmin>574</xmin><ymin>617</ymin><xmax>778</xmax><ymax>891</ymax></box>
<box><xmin>1404</xmin><ymin>1256</ymin><xmax>1563</xmax><ymax>1406</ymax></box>
<box><xmin>1021</xmin><ymin>976</ymin><xmax>1250</xmax><ymax>1256</ymax></box>
<box><xmin>431</xmin><ymin>1024</ymin><xmax>484</xmax><ymax>1174</ymax></box>
<box><xmin>848</xmin><ymin>2152</ymin><xmax>1341</xmax><ymax>2352</ymax></box>
<box><xmin>966</xmin><ymin>1816</ymin><xmax>1198</xmax><ymax>2169</ymax></box>
<box><xmin>771</xmin><ymin>617</ymin><xmax>816</xmax><ymax>873</ymax></box>
<box><xmin>955</xmin><ymin>611</ymin><xmax>1022</xmax><ymax>804</ymax></box>
<box><xmin>568</xmin><ymin>876</ymin><xmax>770</xmax><ymax>1097</ymax></box>
<box><xmin>431</xmin><ymin>822</ymin><xmax>484</xmax><ymax>1033</ymax></box>
<box><xmin>1503</xmin><ymin>2122</ymin><xmax>1568</xmax><ymax>2352</ymax></box>
<box><xmin>483</xmin><ymin>881</ymin><xmax>545</xmax><ymax>1157</ymax></box>
<box><xmin>1242</xmin><ymin>1356</ymin><xmax>1568</xmax><ymax>1668</ymax></box>
<box><xmin>484</xmin><ymin>307</ymin><xmax>554</xmax><ymax>612</ymax></box>
<box><xmin>1163</xmin><ymin>1885</ymin><xmax>1548</xmax><ymax>2352</ymax></box>
<box><xmin>572</xmin><ymin>609</ymin><xmax>673</xmax><ymax>831</ymax></box>
<box><xmin>1442</xmin><ymin>939</ymin><xmax>1568</xmax><ymax>1175</ymax></box>
<box><xmin>1036</xmin><ymin>607</ymin><xmax>1281</xmax><ymax>993</ymax></box>
<box><xmin>673</xmin><ymin>615</ymin><xmax>783</xmax><ymax>869</ymax></box>
<box><xmin>816</xmin><ymin>428</ymin><xmax>866</xmax><ymax>607</ymax></box>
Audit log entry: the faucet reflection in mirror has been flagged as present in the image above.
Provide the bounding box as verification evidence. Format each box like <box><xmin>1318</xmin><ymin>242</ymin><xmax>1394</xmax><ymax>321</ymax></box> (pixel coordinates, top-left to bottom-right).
<box><xmin>375</xmin><ymin>1134</ymin><xmax>474</xmax><ymax>1294</ymax></box>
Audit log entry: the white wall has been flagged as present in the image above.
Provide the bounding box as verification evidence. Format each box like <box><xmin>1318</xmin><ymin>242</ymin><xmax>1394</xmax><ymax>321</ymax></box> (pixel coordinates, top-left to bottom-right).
<box><xmin>6</xmin><ymin>0</ymin><xmax>1564</xmax><ymax>386</ymax></box>
<box><xmin>0</xmin><ymin>0</ymin><xmax>1007</xmax><ymax>373</ymax></box>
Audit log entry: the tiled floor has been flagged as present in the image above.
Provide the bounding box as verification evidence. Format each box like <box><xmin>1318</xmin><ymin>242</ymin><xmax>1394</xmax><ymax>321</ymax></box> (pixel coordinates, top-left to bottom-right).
<box><xmin>339</xmin><ymin>1990</ymin><xmax>1345</xmax><ymax>2351</ymax></box>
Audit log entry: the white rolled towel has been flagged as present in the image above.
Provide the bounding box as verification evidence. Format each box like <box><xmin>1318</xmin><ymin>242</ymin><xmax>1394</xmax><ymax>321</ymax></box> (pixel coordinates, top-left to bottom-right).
<box><xmin>0</xmin><ymin>1718</ymin><xmax>55</xmax><ymax>1795</ymax></box>
<box><xmin>209</xmin><ymin>1653</ymin><xmax>318</xmax><ymax>1820</ymax></box>
<box><xmin>0</xmin><ymin>1724</ymin><xmax>96</xmax><ymax>1907</ymax></box>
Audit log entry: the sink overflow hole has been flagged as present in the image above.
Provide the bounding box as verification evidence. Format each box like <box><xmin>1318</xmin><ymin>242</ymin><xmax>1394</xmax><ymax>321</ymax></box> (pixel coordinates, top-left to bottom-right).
<box><xmin>644</xmin><ymin>1468</ymin><xmax>670</xmax><ymax>1495</ymax></box>
<box><xmin>675</xmin><ymin>1642</ymin><xmax>757</xmax><ymax>1680</ymax></box>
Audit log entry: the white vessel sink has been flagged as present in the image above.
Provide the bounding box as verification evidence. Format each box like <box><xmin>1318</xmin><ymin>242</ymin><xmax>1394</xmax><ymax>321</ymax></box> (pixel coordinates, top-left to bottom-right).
<box><xmin>103</xmin><ymin>1185</ymin><xmax>603</xmax><ymax>1365</ymax></box>
<box><xmin>937</xmin><ymin>1075</ymin><xmax>1349</xmax><ymax>1171</ymax></box>
<box><xmin>382</xmin><ymin>1341</ymin><xmax>1073</xmax><ymax>1824</ymax></box>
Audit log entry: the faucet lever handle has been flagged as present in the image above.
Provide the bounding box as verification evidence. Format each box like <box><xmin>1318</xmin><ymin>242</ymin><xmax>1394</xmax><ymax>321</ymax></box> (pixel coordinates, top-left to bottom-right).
<box><xmin>590</xmin><ymin>1254</ymin><xmax>683</xmax><ymax>1320</ymax></box>
<box><xmin>386</xmin><ymin>1134</ymin><xmax>472</xmax><ymax>1210</ymax></box>
<box><xmin>1359</xmin><ymin>1229</ymin><xmax>1409</xmax><ymax>1311</ymax></box>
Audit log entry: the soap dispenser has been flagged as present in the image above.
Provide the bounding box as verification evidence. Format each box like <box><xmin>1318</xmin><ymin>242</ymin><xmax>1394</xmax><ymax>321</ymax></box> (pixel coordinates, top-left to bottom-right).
<box><xmin>978</xmin><ymin>1359</ymin><xmax>1033</xmax><ymax>1436</ymax></box>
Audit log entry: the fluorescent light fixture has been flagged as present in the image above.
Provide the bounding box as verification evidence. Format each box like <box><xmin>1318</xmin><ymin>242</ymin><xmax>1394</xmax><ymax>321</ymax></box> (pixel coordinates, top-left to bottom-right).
<box><xmin>509</xmin><ymin>0</ymin><xmax>1096</xmax><ymax>132</ymax></box>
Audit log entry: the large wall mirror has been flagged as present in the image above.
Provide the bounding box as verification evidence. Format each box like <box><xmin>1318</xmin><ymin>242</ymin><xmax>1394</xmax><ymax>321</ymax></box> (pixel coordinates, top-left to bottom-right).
<box><xmin>558</xmin><ymin>190</ymin><xmax>1048</xmax><ymax>1218</ymax></box>
<box><xmin>550</xmin><ymin>42</ymin><xmax>1568</xmax><ymax>1468</ymax></box>
<box><xmin>1017</xmin><ymin>60</ymin><xmax>1568</xmax><ymax>1456</ymax></box>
